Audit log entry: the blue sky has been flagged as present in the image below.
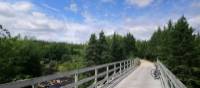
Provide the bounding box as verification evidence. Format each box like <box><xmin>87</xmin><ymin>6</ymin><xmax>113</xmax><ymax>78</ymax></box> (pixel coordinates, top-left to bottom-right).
<box><xmin>0</xmin><ymin>0</ymin><xmax>200</xmax><ymax>43</ymax></box>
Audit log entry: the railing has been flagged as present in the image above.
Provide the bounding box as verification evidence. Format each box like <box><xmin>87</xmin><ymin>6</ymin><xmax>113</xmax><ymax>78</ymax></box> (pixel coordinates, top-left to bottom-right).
<box><xmin>157</xmin><ymin>60</ymin><xmax>187</xmax><ymax>88</ymax></box>
<box><xmin>0</xmin><ymin>59</ymin><xmax>139</xmax><ymax>88</ymax></box>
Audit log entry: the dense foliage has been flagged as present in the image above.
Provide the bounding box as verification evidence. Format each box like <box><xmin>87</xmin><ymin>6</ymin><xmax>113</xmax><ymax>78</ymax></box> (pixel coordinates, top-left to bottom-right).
<box><xmin>85</xmin><ymin>31</ymin><xmax>137</xmax><ymax>65</ymax></box>
<box><xmin>136</xmin><ymin>16</ymin><xmax>200</xmax><ymax>88</ymax></box>
<box><xmin>0</xmin><ymin>25</ymin><xmax>137</xmax><ymax>84</ymax></box>
<box><xmin>0</xmin><ymin>25</ymin><xmax>85</xmax><ymax>83</ymax></box>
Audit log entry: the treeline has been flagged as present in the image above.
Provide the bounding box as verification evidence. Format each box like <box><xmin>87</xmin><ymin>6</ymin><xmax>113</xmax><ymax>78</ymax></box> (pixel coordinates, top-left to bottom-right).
<box><xmin>0</xmin><ymin>25</ymin><xmax>137</xmax><ymax>84</ymax></box>
<box><xmin>136</xmin><ymin>16</ymin><xmax>200</xmax><ymax>88</ymax></box>
<box><xmin>85</xmin><ymin>31</ymin><xmax>136</xmax><ymax>66</ymax></box>
<box><xmin>0</xmin><ymin>26</ymin><xmax>85</xmax><ymax>83</ymax></box>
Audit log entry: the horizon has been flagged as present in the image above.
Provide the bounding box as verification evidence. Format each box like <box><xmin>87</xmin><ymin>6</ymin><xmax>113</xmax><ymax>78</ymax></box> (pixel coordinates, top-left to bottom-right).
<box><xmin>0</xmin><ymin>0</ymin><xmax>200</xmax><ymax>43</ymax></box>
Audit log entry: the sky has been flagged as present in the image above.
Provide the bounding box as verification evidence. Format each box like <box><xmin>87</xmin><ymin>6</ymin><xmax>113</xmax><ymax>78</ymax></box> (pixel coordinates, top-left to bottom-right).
<box><xmin>0</xmin><ymin>0</ymin><xmax>200</xmax><ymax>43</ymax></box>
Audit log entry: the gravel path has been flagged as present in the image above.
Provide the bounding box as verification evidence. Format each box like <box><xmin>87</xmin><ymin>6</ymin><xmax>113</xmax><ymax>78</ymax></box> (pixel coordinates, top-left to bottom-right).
<box><xmin>114</xmin><ymin>60</ymin><xmax>162</xmax><ymax>88</ymax></box>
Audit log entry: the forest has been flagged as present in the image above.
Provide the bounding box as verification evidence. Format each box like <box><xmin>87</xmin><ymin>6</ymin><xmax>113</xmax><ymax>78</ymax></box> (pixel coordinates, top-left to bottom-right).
<box><xmin>0</xmin><ymin>16</ymin><xmax>199</xmax><ymax>88</ymax></box>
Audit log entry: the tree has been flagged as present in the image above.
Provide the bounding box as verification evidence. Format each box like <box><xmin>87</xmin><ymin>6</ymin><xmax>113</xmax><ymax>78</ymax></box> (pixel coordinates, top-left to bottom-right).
<box><xmin>111</xmin><ymin>33</ymin><xmax>126</xmax><ymax>61</ymax></box>
<box><xmin>85</xmin><ymin>34</ymin><xmax>99</xmax><ymax>65</ymax></box>
<box><xmin>135</xmin><ymin>40</ymin><xmax>153</xmax><ymax>60</ymax></box>
<box><xmin>169</xmin><ymin>16</ymin><xmax>196</xmax><ymax>66</ymax></box>
<box><xmin>0</xmin><ymin>24</ymin><xmax>10</xmax><ymax>38</ymax></box>
<box><xmin>17</xmin><ymin>41</ymin><xmax>42</xmax><ymax>77</ymax></box>
<box><xmin>97</xmin><ymin>31</ymin><xmax>112</xmax><ymax>64</ymax></box>
<box><xmin>148</xmin><ymin>20</ymin><xmax>175</xmax><ymax>61</ymax></box>
<box><xmin>165</xmin><ymin>16</ymin><xmax>198</xmax><ymax>88</ymax></box>
<box><xmin>123</xmin><ymin>33</ymin><xmax>136</xmax><ymax>58</ymax></box>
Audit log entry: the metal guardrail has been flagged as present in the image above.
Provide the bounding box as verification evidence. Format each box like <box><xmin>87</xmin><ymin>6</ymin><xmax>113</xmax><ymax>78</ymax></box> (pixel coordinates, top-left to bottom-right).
<box><xmin>157</xmin><ymin>60</ymin><xmax>187</xmax><ymax>88</ymax></box>
<box><xmin>0</xmin><ymin>59</ymin><xmax>138</xmax><ymax>88</ymax></box>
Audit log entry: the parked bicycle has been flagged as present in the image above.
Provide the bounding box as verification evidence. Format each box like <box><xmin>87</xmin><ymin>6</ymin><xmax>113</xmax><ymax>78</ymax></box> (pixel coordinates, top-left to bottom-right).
<box><xmin>151</xmin><ymin>63</ymin><xmax>161</xmax><ymax>80</ymax></box>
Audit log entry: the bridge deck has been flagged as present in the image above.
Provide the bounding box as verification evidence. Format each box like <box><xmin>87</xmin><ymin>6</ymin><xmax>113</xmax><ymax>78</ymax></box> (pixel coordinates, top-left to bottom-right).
<box><xmin>114</xmin><ymin>60</ymin><xmax>162</xmax><ymax>88</ymax></box>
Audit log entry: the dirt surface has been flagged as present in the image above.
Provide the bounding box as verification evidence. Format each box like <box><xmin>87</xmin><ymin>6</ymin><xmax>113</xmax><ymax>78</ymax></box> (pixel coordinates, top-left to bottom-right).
<box><xmin>114</xmin><ymin>60</ymin><xmax>162</xmax><ymax>88</ymax></box>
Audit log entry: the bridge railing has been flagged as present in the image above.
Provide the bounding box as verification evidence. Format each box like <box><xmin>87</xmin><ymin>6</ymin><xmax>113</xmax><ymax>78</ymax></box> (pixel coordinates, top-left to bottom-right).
<box><xmin>157</xmin><ymin>60</ymin><xmax>187</xmax><ymax>88</ymax></box>
<box><xmin>0</xmin><ymin>59</ymin><xmax>139</xmax><ymax>88</ymax></box>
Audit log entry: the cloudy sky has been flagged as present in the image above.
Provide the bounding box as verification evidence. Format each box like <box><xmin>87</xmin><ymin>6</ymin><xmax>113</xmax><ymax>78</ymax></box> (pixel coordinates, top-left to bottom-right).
<box><xmin>0</xmin><ymin>0</ymin><xmax>200</xmax><ymax>43</ymax></box>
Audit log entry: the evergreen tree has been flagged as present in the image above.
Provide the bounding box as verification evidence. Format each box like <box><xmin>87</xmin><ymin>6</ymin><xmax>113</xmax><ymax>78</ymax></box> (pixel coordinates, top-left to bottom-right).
<box><xmin>85</xmin><ymin>34</ymin><xmax>99</xmax><ymax>65</ymax></box>
<box><xmin>147</xmin><ymin>17</ymin><xmax>200</xmax><ymax>88</ymax></box>
<box><xmin>192</xmin><ymin>33</ymin><xmax>200</xmax><ymax>88</ymax></box>
<box><xmin>97</xmin><ymin>31</ymin><xmax>111</xmax><ymax>64</ymax></box>
<box><xmin>167</xmin><ymin>16</ymin><xmax>198</xmax><ymax>88</ymax></box>
<box><xmin>194</xmin><ymin>33</ymin><xmax>200</xmax><ymax>66</ymax></box>
<box><xmin>111</xmin><ymin>33</ymin><xmax>125</xmax><ymax>61</ymax></box>
<box><xmin>149</xmin><ymin>20</ymin><xmax>174</xmax><ymax>61</ymax></box>
<box><xmin>123</xmin><ymin>33</ymin><xmax>136</xmax><ymax>57</ymax></box>
<box><xmin>136</xmin><ymin>40</ymin><xmax>153</xmax><ymax>60</ymax></box>
<box><xmin>169</xmin><ymin>16</ymin><xmax>196</xmax><ymax>66</ymax></box>
<box><xmin>0</xmin><ymin>24</ymin><xmax>10</xmax><ymax>38</ymax></box>
<box><xmin>162</xmin><ymin>20</ymin><xmax>173</xmax><ymax>61</ymax></box>
<box><xmin>149</xmin><ymin>27</ymin><xmax>162</xmax><ymax>59</ymax></box>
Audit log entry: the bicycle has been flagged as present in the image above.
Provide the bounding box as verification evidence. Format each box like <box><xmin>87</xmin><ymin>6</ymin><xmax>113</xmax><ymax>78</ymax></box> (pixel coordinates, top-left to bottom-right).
<box><xmin>151</xmin><ymin>63</ymin><xmax>161</xmax><ymax>80</ymax></box>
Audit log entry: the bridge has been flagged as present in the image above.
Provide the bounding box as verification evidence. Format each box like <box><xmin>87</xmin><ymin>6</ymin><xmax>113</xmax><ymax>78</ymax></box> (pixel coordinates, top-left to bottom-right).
<box><xmin>0</xmin><ymin>58</ymin><xmax>187</xmax><ymax>88</ymax></box>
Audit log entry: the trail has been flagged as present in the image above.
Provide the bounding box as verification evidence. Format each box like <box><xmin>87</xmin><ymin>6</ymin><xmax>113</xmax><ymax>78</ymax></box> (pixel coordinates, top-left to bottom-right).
<box><xmin>114</xmin><ymin>60</ymin><xmax>162</xmax><ymax>88</ymax></box>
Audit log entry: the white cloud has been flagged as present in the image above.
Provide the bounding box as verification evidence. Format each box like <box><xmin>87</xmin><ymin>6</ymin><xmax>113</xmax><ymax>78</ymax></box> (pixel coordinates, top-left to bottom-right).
<box><xmin>13</xmin><ymin>1</ymin><xmax>33</xmax><ymax>11</ymax></box>
<box><xmin>81</xmin><ymin>11</ymin><xmax>97</xmax><ymax>24</ymax></box>
<box><xmin>65</xmin><ymin>3</ymin><xmax>78</xmax><ymax>13</ymax></box>
<box><xmin>126</xmin><ymin>0</ymin><xmax>154</xmax><ymax>7</ymax></box>
<box><xmin>0</xmin><ymin>1</ymin><xmax>69</xmax><ymax>42</ymax></box>
<box><xmin>41</xmin><ymin>4</ymin><xmax>60</xmax><ymax>12</ymax></box>
<box><xmin>121</xmin><ymin>17</ymin><xmax>157</xmax><ymax>40</ymax></box>
<box><xmin>124</xmin><ymin>24</ymin><xmax>156</xmax><ymax>40</ymax></box>
<box><xmin>0</xmin><ymin>1</ymin><xmax>113</xmax><ymax>43</ymax></box>
<box><xmin>189</xmin><ymin>15</ymin><xmax>200</xmax><ymax>32</ymax></box>
<box><xmin>0</xmin><ymin>1</ymin><xmax>34</xmax><ymax>17</ymax></box>
<box><xmin>0</xmin><ymin>0</ymin><xmax>158</xmax><ymax>43</ymax></box>
<box><xmin>191</xmin><ymin>1</ymin><xmax>200</xmax><ymax>8</ymax></box>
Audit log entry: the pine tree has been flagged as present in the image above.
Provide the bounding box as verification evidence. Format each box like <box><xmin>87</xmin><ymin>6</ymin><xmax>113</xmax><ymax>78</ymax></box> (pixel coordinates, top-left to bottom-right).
<box><xmin>85</xmin><ymin>34</ymin><xmax>99</xmax><ymax>65</ymax></box>
<box><xmin>135</xmin><ymin>40</ymin><xmax>152</xmax><ymax>59</ymax></box>
<box><xmin>169</xmin><ymin>16</ymin><xmax>195</xmax><ymax>66</ymax></box>
<box><xmin>162</xmin><ymin>20</ymin><xmax>173</xmax><ymax>61</ymax></box>
<box><xmin>111</xmin><ymin>33</ymin><xmax>125</xmax><ymax>61</ymax></box>
<box><xmin>194</xmin><ymin>33</ymin><xmax>200</xmax><ymax>66</ymax></box>
<box><xmin>192</xmin><ymin>33</ymin><xmax>200</xmax><ymax>88</ymax></box>
<box><xmin>0</xmin><ymin>25</ymin><xmax>10</xmax><ymax>38</ymax></box>
<box><xmin>149</xmin><ymin>27</ymin><xmax>162</xmax><ymax>59</ymax></box>
<box><xmin>168</xmin><ymin>16</ymin><xmax>197</xmax><ymax>87</ymax></box>
<box><xmin>123</xmin><ymin>33</ymin><xmax>136</xmax><ymax>57</ymax></box>
<box><xmin>149</xmin><ymin>20</ymin><xmax>174</xmax><ymax>61</ymax></box>
<box><xmin>97</xmin><ymin>31</ymin><xmax>111</xmax><ymax>64</ymax></box>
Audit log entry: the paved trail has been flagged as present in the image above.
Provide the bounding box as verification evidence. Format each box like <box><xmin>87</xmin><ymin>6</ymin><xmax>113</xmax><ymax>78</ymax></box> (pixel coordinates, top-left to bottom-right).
<box><xmin>114</xmin><ymin>60</ymin><xmax>162</xmax><ymax>88</ymax></box>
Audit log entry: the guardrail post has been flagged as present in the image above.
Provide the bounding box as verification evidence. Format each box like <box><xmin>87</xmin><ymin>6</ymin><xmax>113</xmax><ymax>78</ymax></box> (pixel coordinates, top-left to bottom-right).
<box><xmin>120</xmin><ymin>62</ymin><xmax>122</xmax><ymax>74</ymax></box>
<box><xmin>126</xmin><ymin>60</ymin><xmax>129</xmax><ymax>70</ymax></box>
<box><xmin>132</xmin><ymin>59</ymin><xmax>134</xmax><ymax>67</ymax></box>
<box><xmin>114</xmin><ymin>63</ymin><xmax>116</xmax><ymax>75</ymax></box>
<box><xmin>128</xmin><ymin>60</ymin><xmax>130</xmax><ymax>69</ymax></box>
<box><xmin>131</xmin><ymin>60</ymin><xmax>133</xmax><ymax>67</ymax></box>
<box><xmin>32</xmin><ymin>85</ymin><xmax>34</xmax><ymax>88</ymax></box>
<box><xmin>32</xmin><ymin>84</ymin><xmax>37</xmax><ymax>88</ymax></box>
<box><xmin>106</xmin><ymin>65</ymin><xmax>109</xmax><ymax>83</ymax></box>
<box><xmin>124</xmin><ymin>61</ymin><xmax>126</xmax><ymax>72</ymax></box>
<box><xmin>94</xmin><ymin>68</ymin><xmax>98</xmax><ymax>88</ymax></box>
<box><xmin>74</xmin><ymin>72</ymin><xmax>78</xmax><ymax>88</ymax></box>
<box><xmin>169</xmin><ymin>80</ymin><xmax>174</xmax><ymax>88</ymax></box>
<box><xmin>130</xmin><ymin>60</ymin><xmax>132</xmax><ymax>68</ymax></box>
